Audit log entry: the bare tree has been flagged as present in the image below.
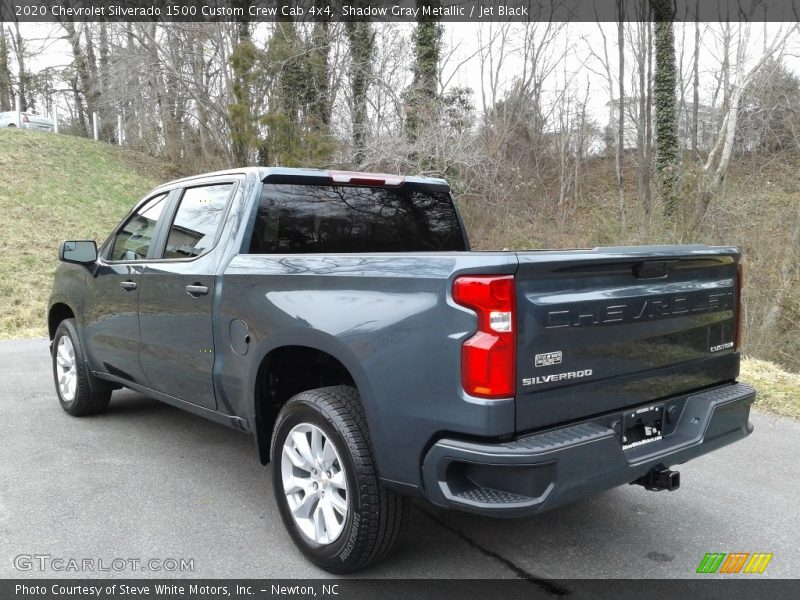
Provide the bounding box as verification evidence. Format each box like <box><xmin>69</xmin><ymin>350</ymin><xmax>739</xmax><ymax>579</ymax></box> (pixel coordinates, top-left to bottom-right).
<box><xmin>0</xmin><ymin>28</ymin><xmax>13</xmax><ymax>111</ymax></box>
<box><xmin>630</xmin><ymin>18</ymin><xmax>653</xmax><ymax>214</ymax></box>
<box><xmin>694</xmin><ymin>23</ymin><xmax>799</xmax><ymax>230</ymax></box>
<box><xmin>8</xmin><ymin>21</ymin><xmax>29</xmax><ymax>110</ymax></box>
<box><xmin>476</xmin><ymin>22</ymin><xmax>511</xmax><ymax>125</ymax></box>
<box><xmin>345</xmin><ymin>21</ymin><xmax>374</xmax><ymax>165</ymax></box>
<box><xmin>616</xmin><ymin>2</ymin><xmax>626</xmax><ymax>228</ymax></box>
<box><xmin>691</xmin><ymin>5</ymin><xmax>700</xmax><ymax>157</ymax></box>
<box><xmin>651</xmin><ymin>0</ymin><xmax>680</xmax><ymax>217</ymax></box>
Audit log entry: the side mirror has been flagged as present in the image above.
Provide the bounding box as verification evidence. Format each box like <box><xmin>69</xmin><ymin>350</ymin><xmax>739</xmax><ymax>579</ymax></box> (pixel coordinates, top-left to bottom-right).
<box><xmin>59</xmin><ymin>240</ymin><xmax>98</xmax><ymax>265</ymax></box>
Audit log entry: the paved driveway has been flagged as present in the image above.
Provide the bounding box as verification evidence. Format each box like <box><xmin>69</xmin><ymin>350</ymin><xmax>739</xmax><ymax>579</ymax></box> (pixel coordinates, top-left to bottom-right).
<box><xmin>1</xmin><ymin>338</ymin><xmax>797</xmax><ymax>579</ymax></box>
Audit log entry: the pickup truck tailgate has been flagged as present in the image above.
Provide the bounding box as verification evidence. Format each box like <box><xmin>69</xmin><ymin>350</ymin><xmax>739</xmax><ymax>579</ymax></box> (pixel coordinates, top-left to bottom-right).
<box><xmin>514</xmin><ymin>246</ymin><xmax>741</xmax><ymax>432</ymax></box>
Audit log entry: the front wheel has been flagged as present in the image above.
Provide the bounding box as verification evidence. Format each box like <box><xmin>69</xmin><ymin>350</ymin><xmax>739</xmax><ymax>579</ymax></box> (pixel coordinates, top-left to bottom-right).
<box><xmin>271</xmin><ymin>386</ymin><xmax>406</xmax><ymax>573</ymax></box>
<box><xmin>52</xmin><ymin>319</ymin><xmax>112</xmax><ymax>416</ymax></box>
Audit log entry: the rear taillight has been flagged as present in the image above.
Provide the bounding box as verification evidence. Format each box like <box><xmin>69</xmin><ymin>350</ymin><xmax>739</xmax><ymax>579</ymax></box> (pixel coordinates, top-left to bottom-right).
<box><xmin>452</xmin><ymin>275</ymin><xmax>516</xmax><ymax>399</ymax></box>
<box><xmin>22</xmin><ymin>113</ymin><xmax>29</xmax><ymax>123</ymax></box>
<box><xmin>735</xmin><ymin>263</ymin><xmax>744</xmax><ymax>350</ymax></box>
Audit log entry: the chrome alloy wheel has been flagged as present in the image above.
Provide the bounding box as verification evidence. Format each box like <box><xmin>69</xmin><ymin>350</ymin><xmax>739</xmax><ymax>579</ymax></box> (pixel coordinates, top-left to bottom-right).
<box><xmin>55</xmin><ymin>336</ymin><xmax>77</xmax><ymax>402</ymax></box>
<box><xmin>281</xmin><ymin>422</ymin><xmax>349</xmax><ymax>545</ymax></box>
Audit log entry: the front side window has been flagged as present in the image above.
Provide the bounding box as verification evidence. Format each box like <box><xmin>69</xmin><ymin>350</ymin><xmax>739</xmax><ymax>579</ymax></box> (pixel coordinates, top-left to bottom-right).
<box><xmin>248</xmin><ymin>184</ymin><xmax>465</xmax><ymax>253</ymax></box>
<box><xmin>108</xmin><ymin>193</ymin><xmax>168</xmax><ymax>261</ymax></box>
<box><xmin>162</xmin><ymin>183</ymin><xmax>233</xmax><ymax>259</ymax></box>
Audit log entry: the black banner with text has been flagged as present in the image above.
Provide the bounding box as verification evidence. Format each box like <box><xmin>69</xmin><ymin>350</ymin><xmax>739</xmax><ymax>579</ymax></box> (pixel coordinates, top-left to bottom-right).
<box><xmin>2</xmin><ymin>0</ymin><xmax>800</xmax><ymax>22</ymax></box>
<box><xmin>3</xmin><ymin>579</ymin><xmax>800</xmax><ymax>600</ymax></box>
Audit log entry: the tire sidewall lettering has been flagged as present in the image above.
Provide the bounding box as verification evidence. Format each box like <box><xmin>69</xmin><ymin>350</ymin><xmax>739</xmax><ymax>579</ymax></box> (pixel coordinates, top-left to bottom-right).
<box><xmin>272</xmin><ymin>400</ymin><xmax>360</xmax><ymax>561</ymax></box>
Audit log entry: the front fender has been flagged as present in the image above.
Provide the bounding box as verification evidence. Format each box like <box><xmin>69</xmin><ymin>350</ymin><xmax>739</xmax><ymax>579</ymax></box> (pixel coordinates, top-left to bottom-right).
<box><xmin>48</xmin><ymin>262</ymin><xmax>89</xmax><ymax>351</ymax></box>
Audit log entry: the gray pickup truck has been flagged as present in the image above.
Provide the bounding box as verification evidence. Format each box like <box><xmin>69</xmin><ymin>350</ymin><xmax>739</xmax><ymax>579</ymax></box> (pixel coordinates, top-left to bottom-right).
<box><xmin>49</xmin><ymin>167</ymin><xmax>755</xmax><ymax>572</ymax></box>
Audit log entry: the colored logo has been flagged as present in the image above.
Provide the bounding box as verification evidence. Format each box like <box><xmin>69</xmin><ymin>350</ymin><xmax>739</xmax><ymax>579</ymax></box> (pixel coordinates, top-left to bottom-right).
<box><xmin>696</xmin><ymin>552</ymin><xmax>773</xmax><ymax>574</ymax></box>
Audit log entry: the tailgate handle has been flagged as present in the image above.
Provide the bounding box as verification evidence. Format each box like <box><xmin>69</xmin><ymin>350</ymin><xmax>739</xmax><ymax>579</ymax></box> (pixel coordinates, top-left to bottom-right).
<box><xmin>634</xmin><ymin>260</ymin><xmax>678</xmax><ymax>279</ymax></box>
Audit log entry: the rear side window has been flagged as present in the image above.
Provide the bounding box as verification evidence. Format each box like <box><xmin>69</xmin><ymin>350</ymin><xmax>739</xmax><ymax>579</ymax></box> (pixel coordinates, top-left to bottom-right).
<box><xmin>162</xmin><ymin>183</ymin><xmax>233</xmax><ymax>259</ymax></box>
<box><xmin>108</xmin><ymin>193</ymin><xmax>168</xmax><ymax>261</ymax></box>
<box><xmin>248</xmin><ymin>184</ymin><xmax>465</xmax><ymax>253</ymax></box>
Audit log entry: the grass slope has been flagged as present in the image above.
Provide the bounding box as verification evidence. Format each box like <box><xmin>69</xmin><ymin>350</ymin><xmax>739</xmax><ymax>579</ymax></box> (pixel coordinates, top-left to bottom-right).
<box><xmin>740</xmin><ymin>358</ymin><xmax>800</xmax><ymax>420</ymax></box>
<box><xmin>0</xmin><ymin>128</ymin><xmax>178</xmax><ymax>337</ymax></box>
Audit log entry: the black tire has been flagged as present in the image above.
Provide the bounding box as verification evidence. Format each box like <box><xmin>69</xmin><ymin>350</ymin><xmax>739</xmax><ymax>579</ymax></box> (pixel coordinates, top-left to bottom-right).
<box><xmin>52</xmin><ymin>318</ymin><xmax>112</xmax><ymax>416</ymax></box>
<box><xmin>271</xmin><ymin>386</ymin><xmax>407</xmax><ymax>573</ymax></box>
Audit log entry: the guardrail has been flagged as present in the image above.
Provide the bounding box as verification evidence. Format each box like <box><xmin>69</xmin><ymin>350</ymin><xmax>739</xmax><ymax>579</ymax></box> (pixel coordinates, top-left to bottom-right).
<box><xmin>14</xmin><ymin>95</ymin><xmax>125</xmax><ymax>145</ymax></box>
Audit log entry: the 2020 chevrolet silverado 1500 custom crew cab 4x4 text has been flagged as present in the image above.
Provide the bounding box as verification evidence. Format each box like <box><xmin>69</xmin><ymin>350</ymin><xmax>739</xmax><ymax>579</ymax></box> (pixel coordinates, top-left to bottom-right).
<box><xmin>49</xmin><ymin>167</ymin><xmax>755</xmax><ymax>572</ymax></box>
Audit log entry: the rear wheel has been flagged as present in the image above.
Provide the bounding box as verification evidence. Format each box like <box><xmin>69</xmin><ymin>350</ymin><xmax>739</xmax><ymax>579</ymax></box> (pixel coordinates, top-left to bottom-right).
<box><xmin>271</xmin><ymin>386</ymin><xmax>407</xmax><ymax>573</ymax></box>
<box><xmin>52</xmin><ymin>319</ymin><xmax>112</xmax><ymax>416</ymax></box>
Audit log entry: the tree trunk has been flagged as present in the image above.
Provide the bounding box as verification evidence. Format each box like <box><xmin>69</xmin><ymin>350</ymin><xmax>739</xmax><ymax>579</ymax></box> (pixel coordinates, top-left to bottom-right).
<box><xmin>229</xmin><ymin>21</ymin><xmax>255</xmax><ymax>166</ymax></box>
<box><xmin>123</xmin><ymin>23</ymin><xmax>142</xmax><ymax>149</ymax></box>
<box><xmin>192</xmin><ymin>29</ymin><xmax>212</xmax><ymax>168</ymax></box>
<box><xmin>636</xmin><ymin>21</ymin><xmax>650</xmax><ymax>214</ymax></box>
<box><xmin>645</xmin><ymin>20</ymin><xmax>653</xmax><ymax>210</ymax></box>
<box><xmin>345</xmin><ymin>21</ymin><xmax>374</xmax><ymax>165</ymax></box>
<box><xmin>11</xmin><ymin>23</ymin><xmax>28</xmax><ymax>111</ymax></box>
<box><xmin>98</xmin><ymin>22</ymin><xmax>114</xmax><ymax>141</ymax></box>
<box><xmin>616</xmin><ymin>2</ymin><xmax>626</xmax><ymax>229</ymax></box>
<box><xmin>63</xmin><ymin>21</ymin><xmax>93</xmax><ymax>136</ymax></box>
<box><xmin>691</xmin><ymin>9</ymin><xmax>700</xmax><ymax>157</ymax></box>
<box><xmin>407</xmin><ymin>0</ymin><xmax>442</xmax><ymax>140</ymax></box>
<box><xmin>0</xmin><ymin>30</ymin><xmax>12</xmax><ymax>111</ymax></box>
<box><xmin>83</xmin><ymin>25</ymin><xmax>101</xmax><ymax>126</ymax></box>
<box><xmin>310</xmin><ymin>19</ymin><xmax>331</xmax><ymax>128</ymax></box>
<box><xmin>70</xmin><ymin>73</ymin><xmax>87</xmax><ymax>135</ymax></box>
<box><xmin>142</xmin><ymin>24</ymin><xmax>180</xmax><ymax>162</ymax></box>
<box><xmin>651</xmin><ymin>0</ymin><xmax>679</xmax><ymax>217</ymax></box>
<box><xmin>574</xmin><ymin>84</ymin><xmax>590</xmax><ymax>208</ymax></box>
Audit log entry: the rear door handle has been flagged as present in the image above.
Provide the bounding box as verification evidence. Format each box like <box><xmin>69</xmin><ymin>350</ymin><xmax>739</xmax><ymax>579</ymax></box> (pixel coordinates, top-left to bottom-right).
<box><xmin>186</xmin><ymin>284</ymin><xmax>209</xmax><ymax>297</ymax></box>
<box><xmin>119</xmin><ymin>281</ymin><xmax>137</xmax><ymax>291</ymax></box>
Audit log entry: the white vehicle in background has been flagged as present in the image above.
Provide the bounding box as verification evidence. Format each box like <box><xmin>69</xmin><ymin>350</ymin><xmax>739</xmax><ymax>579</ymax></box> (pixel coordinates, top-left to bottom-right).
<box><xmin>0</xmin><ymin>111</ymin><xmax>54</xmax><ymax>132</ymax></box>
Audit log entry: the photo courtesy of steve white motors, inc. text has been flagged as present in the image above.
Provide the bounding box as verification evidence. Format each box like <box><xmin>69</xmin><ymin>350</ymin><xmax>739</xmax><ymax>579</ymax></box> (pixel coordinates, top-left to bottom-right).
<box><xmin>13</xmin><ymin>583</ymin><xmax>342</xmax><ymax>597</ymax></box>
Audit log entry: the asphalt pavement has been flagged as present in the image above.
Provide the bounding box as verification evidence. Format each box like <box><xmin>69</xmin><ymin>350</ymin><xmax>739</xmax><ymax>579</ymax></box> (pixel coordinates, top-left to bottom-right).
<box><xmin>1</xmin><ymin>338</ymin><xmax>798</xmax><ymax>580</ymax></box>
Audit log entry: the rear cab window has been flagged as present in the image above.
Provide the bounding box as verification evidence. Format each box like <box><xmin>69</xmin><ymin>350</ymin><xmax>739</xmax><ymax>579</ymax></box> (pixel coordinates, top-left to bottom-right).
<box><xmin>248</xmin><ymin>184</ymin><xmax>466</xmax><ymax>253</ymax></box>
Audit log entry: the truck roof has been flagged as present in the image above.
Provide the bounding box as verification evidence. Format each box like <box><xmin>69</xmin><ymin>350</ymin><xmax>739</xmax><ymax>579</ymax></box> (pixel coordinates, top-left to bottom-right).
<box><xmin>156</xmin><ymin>166</ymin><xmax>449</xmax><ymax>190</ymax></box>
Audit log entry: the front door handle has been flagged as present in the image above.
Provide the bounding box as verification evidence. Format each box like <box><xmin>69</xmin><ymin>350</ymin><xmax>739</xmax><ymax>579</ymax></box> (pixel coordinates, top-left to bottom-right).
<box><xmin>186</xmin><ymin>284</ymin><xmax>209</xmax><ymax>297</ymax></box>
<box><xmin>119</xmin><ymin>280</ymin><xmax>137</xmax><ymax>291</ymax></box>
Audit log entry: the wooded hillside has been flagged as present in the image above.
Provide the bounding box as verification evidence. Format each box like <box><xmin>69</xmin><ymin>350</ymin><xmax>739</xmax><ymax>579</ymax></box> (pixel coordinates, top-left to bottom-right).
<box><xmin>2</xmin><ymin>18</ymin><xmax>800</xmax><ymax>371</ymax></box>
